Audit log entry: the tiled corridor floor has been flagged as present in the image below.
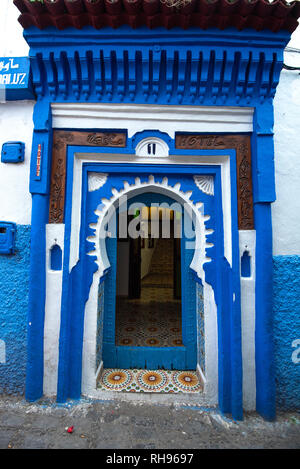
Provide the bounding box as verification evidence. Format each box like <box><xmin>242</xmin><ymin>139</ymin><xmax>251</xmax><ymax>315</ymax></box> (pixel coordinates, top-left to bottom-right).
<box><xmin>116</xmin><ymin>237</ymin><xmax>182</xmax><ymax>347</ymax></box>
<box><xmin>115</xmin><ymin>290</ymin><xmax>182</xmax><ymax>347</ymax></box>
<box><xmin>97</xmin><ymin>368</ymin><xmax>202</xmax><ymax>393</ymax></box>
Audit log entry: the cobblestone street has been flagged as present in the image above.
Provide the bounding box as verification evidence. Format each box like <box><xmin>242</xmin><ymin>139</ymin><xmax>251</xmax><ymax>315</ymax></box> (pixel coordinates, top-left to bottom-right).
<box><xmin>0</xmin><ymin>396</ymin><xmax>299</xmax><ymax>450</ymax></box>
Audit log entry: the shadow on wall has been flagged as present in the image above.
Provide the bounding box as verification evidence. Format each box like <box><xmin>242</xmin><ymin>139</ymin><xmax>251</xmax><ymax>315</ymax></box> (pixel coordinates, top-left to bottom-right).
<box><xmin>0</xmin><ymin>225</ymin><xmax>30</xmax><ymax>395</ymax></box>
<box><xmin>273</xmin><ymin>255</ymin><xmax>300</xmax><ymax>410</ymax></box>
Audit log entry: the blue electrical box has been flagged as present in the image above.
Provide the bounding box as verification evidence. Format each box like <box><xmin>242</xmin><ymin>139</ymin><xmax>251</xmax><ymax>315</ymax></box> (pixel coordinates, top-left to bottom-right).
<box><xmin>1</xmin><ymin>142</ymin><xmax>25</xmax><ymax>163</ymax></box>
<box><xmin>0</xmin><ymin>222</ymin><xmax>16</xmax><ymax>254</ymax></box>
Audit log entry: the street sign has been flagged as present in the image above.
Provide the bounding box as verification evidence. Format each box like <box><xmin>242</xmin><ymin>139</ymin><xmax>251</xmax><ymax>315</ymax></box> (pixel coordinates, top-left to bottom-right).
<box><xmin>0</xmin><ymin>57</ymin><xmax>34</xmax><ymax>100</ymax></box>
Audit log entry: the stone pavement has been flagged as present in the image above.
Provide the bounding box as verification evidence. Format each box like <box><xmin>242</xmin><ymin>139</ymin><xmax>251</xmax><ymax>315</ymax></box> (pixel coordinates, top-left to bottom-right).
<box><xmin>0</xmin><ymin>395</ymin><xmax>299</xmax><ymax>449</ymax></box>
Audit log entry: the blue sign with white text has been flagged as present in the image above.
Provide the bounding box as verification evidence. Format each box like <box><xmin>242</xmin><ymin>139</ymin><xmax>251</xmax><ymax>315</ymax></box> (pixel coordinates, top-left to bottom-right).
<box><xmin>0</xmin><ymin>57</ymin><xmax>34</xmax><ymax>101</ymax></box>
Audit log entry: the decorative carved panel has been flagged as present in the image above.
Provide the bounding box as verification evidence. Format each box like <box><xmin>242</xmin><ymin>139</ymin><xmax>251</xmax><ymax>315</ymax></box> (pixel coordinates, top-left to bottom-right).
<box><xmin>49</xmin><ymin>131</ymin><xmax>126</xmax><ymax>224</ymax></box>
<box><xmin>176</xmin><ymin>134</ymin><xmax>254</xmax><ymax>230</ymax></box>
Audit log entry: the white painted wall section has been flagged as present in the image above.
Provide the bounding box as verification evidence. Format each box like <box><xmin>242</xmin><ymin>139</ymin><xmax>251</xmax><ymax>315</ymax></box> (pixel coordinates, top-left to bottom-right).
<box><xmin>43</xmin><ymin>224</ymin><xmax>65</xmax><ymax>396</ymax></box>
<box><xmin>239</xmin><ymin>230</ymin><xmax>256</xmax><ymax>411</ymax></box>
<box><xmin>0</xmin><ymin>101</ymin><xmax>34</xmax><ymax>225</ymax></box>
<box><xmin>0</xmin><ymin>340</ymin><xmax>6</xmax><ymax>364</ymax></box>
<box><xmin>0</xmin><ymin>0</ymin><xmax>29</xmax><ymax>58</ymax></box>
<box><xmin>0</xmin><ymin>1</ymin><xmax>33</xmax><ymax>225</ymax></box>
<box><xmin>273</xmin><ymin>48</ymin><xmax>300</xmax><ymax>256</ymax></box>
<box><xmin>52</xmin><ymin>103</ymin><xmax>254</xmax><ymax>138</ymax></box>
<box><xmin>203</xmin><ymin>283</ymin><xmax>218</xmax><ymax>405</ymax></box>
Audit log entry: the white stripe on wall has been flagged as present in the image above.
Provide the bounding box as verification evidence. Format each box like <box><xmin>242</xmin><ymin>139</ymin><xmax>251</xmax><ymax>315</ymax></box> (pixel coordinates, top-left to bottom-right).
<box><xmin>239</xmin><ymin>229</ymin><xmax>256</xmax><ymax>411</ymax></box>
<box><xmin>43</xmin><ymin>224</ymin><xmax>65</xmax><ymax>397</ymax></box>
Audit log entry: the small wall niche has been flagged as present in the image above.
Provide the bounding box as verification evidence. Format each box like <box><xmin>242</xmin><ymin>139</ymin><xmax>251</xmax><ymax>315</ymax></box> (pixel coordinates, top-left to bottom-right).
<box><xmin>241</xmin><ymin>250</ymin><xmax>251</xmax><ymax>278</ymax></box>
<box><xmin>50</xmin><ymin>244</ymin><xmax>62</xmax><ymax>271</ymax></box>
<box><xmin>135</xmin><ymin>137</ymin><xmax>169</xmax><ymax>157</ymax></box>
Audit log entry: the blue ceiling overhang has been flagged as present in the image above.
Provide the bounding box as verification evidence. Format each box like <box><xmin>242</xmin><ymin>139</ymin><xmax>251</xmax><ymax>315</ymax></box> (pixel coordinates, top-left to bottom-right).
<box><xmin>24</xmin><ymin>25</ymin><xmax>290</xmax><ymax>106</ymax></box>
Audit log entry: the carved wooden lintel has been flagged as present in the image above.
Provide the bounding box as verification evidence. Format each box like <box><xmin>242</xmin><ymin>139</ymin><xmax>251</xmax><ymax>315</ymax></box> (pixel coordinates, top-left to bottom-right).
<box><xmin>49</xmin><ymin>131</ymin><xmax>126</xmax><ymax>224</ymax></box>
<box><xmin>176</xmin><ymin>134</ymin><xmax>254</xmax><ymax>230</ymax></box>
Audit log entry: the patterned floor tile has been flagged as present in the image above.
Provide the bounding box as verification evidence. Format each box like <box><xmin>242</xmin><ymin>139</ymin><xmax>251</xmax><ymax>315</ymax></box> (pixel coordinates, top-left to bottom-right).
<box><xmin>116</xmin><ymin>286</ymin><xmax>182</xmax><ymax>347</ymax></box>
<box><xmin>97</xmin><ymin>369</ymin><xmax>202</xmax><ymax>393</ymax></box>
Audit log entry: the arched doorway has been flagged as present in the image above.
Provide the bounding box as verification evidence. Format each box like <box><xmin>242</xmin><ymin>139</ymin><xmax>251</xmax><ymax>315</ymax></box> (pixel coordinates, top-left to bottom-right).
<box><xmin>101</xmin><ymin>192</ymin><xmax>199</xmax><ymax>370</ymax></box>
<box><xmin>82</xmin><ymin>169</ymin><xmax>220</xmax><ymax>402</ymax></box>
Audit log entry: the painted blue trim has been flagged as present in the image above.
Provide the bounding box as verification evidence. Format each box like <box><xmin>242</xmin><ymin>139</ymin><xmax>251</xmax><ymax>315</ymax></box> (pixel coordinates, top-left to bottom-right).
<box><xmin>113</xmin><ymin>346</ymin><xmax>188</xmax><ymax>370</ymax></box>
<box><xmin>254</xmin><ymin>202</ymin><xmax>275</xmax><ymax>420</ymax></box>
<box><xmin>241</xmin><ymin>251</ymin><xmax>251</xmax><ymax>278</ymax></box>
<box><xmin>102</xmin><ymin>234</ymin><xmax>117</xmax><ymax>368</ymax></box>
<box><xmin>24</xmin><ymin>26</ymin><xmax>291</xmax><ymax>47</ymax></box>
<box><xmin>24</xmin><ymin>26</ymin><xmax>288</xmax><ymax>106</ymax></box>
<box><xmin>252</xmin><ymin>105</ymin><xmax>276</xmax><ymax>204</ymax></box>
<box><xmin>29</xmin><ymin>103</ymin><xmax>52</xmax><ymax>196</ymax></box>
<box><xmin>249</xmin><ymin>104</ymin><xmax>277</xmax><ymax>419</ymax></box>
<box><xmin>56</xmin><ymin>145</ymin><xmax>74</xmax><ymax>401</ymax></box>
<box><xmin>181</xmin><ymin>213</ymin><xmax>197</xmax><ymax>370</ymax></box>
<box><xmin>25</xmin><ymin>194</ymin><xmax>48</xmax><ymax>401</ymax></box>
<box><xmin>229</xmin><ymin>154</ymin><xmax>243</xmax><ymax>421</ymax></box>
<box><xmin>56</xmin><ymin>143</ymin><xmax>99</xmax><ymax>401</ymax></box>
<box><xmin>26</xmin><ymin>102</ymin><xmax>53</xmax><ymax>401</ymax></box>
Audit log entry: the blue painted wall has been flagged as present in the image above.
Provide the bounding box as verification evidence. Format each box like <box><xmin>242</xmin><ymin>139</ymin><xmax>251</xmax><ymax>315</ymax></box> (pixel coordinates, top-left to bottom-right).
<box><xmin>0</xmin><ymin>224</ymin><xmax>30</xmax><ymax>395</ymax></box>
<box><xmin>273</xmin><ymin>255</ymin><xmax>300</xmax><ymax>410</ymax></box>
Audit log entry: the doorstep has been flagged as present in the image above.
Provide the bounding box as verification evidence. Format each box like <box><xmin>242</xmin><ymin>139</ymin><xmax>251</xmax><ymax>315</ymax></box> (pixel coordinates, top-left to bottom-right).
<box><xmin>97</xmin><ymin>369</ymin><xmax>203</xmax><ymax>394</ymax></box>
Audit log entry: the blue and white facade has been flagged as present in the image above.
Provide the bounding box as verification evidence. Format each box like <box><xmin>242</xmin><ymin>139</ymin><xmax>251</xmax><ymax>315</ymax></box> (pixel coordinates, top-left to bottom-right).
<box><xmin>272</xmin><ymin>48</ymin><xmax>300</xmax><ymax>411</ymax></box>
<box><xmin>0</xmin><ymin>2</ymin><xmax>33</xmax><ymax>395</ymax></box>
<box><xmin>0</xmin><ymin>0</ymin><xmax>299</xmax><ymax>420</ymax></box>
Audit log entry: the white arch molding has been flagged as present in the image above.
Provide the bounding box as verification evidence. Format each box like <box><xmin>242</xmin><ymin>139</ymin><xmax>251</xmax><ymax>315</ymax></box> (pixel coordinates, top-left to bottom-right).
<box><xmin>87</xmin><ymin>175</ymin><xmax>212</xmax><ymax>280</ymax></box>
<box><xmin>81</xmin><ymin>175</ymin><xmax>219</xmax><ymax>404</ymax></box>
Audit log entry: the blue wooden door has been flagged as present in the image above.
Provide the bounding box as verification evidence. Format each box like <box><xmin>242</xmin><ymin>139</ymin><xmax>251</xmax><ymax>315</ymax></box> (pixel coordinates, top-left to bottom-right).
<box><xmin>102</xmin><ymin>202</ymin><xmax>197</xmax><ymax>370</ymax></box>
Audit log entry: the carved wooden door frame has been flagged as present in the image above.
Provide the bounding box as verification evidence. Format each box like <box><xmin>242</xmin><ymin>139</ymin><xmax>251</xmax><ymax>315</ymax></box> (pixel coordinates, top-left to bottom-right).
<box><xmin>175</xmin><ymin>134</ymin><xmax>254</xmax><ymax>230</ymax></box>
<box><xmin>49</xmin><ymin>131</ymin><xmax>254</xmax><ymax>230</ymax></box>
<box><xmin>49</xmin><ymin>130</ymin><xmax>127</xmax><ymax>224</ymax></box>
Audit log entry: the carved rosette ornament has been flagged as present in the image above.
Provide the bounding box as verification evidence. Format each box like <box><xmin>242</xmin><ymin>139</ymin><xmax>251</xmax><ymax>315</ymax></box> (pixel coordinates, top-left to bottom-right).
<box><xmin>193</xmin><ymin>175</ymin><xmax>214</xmax><ymax>196</ymax></box>
<box><xmin>49</xmin><ymin>131</ymin><xmax>126</xmax><ymax>223</ymax></box>
<box><xmin>88</xmin><ymin>173</ymin><xmax>108</xmax><ymax>192</ymax></box>
<box><xmin>176</xmin><ymin>134</ymin><xmax>254</xmax><ymax>230</ymax></box>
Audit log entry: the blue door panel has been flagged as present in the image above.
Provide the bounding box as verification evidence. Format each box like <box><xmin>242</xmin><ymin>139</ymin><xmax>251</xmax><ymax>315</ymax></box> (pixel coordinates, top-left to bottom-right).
<box><xmin>114</xmin><ymin>347</ymin><xmax>187</xmax><ymax>370</ymax></box>
<box><xmin>181</xmin><ymin>219</ymin><xmax>197</xmax><ymax>370</ymax></box>
<box><xmin>102</xmin><ymin>235</ymin><xmax>117</xmax><ymax>366</ymax></box>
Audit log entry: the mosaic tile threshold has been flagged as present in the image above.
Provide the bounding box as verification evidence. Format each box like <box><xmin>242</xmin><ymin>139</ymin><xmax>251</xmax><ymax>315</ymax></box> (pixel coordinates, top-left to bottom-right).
<box><xmin>97</xmin><ymin>369</ymin><xmax>202</xmax><ymax>393</ymax></box>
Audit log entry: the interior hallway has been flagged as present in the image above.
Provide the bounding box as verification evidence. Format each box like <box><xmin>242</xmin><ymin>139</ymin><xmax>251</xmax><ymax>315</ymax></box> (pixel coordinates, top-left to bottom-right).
<box><xmin>115</xmin><ymin>237</ymin><xmax>182</xmax><ymax>348</ymax></box>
